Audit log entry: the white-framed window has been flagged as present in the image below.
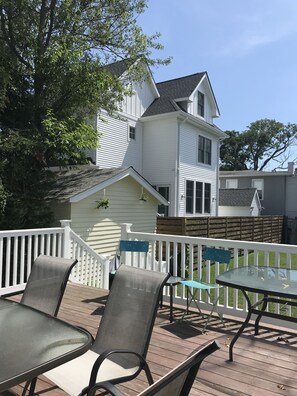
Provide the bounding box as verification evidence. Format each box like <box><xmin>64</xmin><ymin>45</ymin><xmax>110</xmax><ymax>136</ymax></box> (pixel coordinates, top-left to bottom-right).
<box><xmin>252</xmin><ymin>179</ymin><xmax>264</xmax><ymax>200</ymax></box>
<box><xmin>129</xmin><ymin>126</ymin><xmax>136</xmax><ymax>140</ymax></box>
<box><xmin>186</xmin><ymin>180</ymin><xmax>211</xmax><ymax>214</ymax></box>
<box><xmin>153</xmin><ymin>185</ymin><xmax>169</xmax><ymax>216</ymax></box>
<box><xmin>226</xmin><ymin>179</ymin><xmax>238</xmax><ymax>189</ymax></box>
<box><xmin>198</xmin><ymin>135</ymin><xmax>212</xmax><ymax>165</ymax></box>
<box><xmin>198</xmin><ymin>91</ymin><xmax>205</xmax><ymax>117</ymax></box>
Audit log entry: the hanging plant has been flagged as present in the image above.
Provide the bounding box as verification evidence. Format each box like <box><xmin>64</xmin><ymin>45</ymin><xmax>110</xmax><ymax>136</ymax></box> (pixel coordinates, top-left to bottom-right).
<box><xmin>96</xmin><ymin>197</ymin><xmax>110</xmax><ymax>209</ymax></box>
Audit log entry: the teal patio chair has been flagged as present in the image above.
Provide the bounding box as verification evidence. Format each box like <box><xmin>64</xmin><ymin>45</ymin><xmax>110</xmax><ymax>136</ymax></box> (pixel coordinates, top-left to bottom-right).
<box><xmin>180</xmin><ymin>247</ymin><xmax>231</xmax><ymax>332</ymax></box>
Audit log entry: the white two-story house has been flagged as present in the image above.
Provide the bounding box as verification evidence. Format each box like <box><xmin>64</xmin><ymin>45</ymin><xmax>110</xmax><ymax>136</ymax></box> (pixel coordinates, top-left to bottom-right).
<box><xmin>89</xmin><ymin>60</ymin><xmax>226</xmax><ymax>217</ymax></box>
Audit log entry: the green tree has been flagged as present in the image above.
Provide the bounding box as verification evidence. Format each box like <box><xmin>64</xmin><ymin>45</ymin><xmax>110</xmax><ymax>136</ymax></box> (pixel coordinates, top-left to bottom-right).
<box><xmin>0</xmin><ymin>0</ymin><xmax>170</xmax><ymax>228</ymax></box>
<box><xmin>219</xmin><ymin>130</ymin><xmax>249</xmax><ymax>171</ymax></box>
<box><xmin>220</xmin><ymin>119</ymin><xmax>297</xmax><ymax>171</ymax></box>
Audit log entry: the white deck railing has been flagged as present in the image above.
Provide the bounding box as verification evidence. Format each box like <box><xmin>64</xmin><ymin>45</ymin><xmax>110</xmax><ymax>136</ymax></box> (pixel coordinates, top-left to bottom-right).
<box><xmin>1</xmin><ymin>220</ymin><xmax>296</xmax><ymax>326</ymax></box>
<box><xmin>120</xmin><ymin>223</ymin><xmax>297</xmax><ymax>326</ymax></box>
<box><xmin>0</xmin><ymin>220</ymin><xmax>109</xmax><ymax>295</ymax></box>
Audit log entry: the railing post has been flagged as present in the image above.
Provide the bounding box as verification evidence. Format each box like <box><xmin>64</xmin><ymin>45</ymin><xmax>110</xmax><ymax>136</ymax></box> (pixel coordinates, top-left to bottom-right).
<box><xmin>60</xmin><ymin>220</ymin><xmax>72</xmax><ymax>258</ymax></box>
<box><xmin>120</xmin><ymin>223</ymin><xmax>132</xmax><ymax>240</ymax></box>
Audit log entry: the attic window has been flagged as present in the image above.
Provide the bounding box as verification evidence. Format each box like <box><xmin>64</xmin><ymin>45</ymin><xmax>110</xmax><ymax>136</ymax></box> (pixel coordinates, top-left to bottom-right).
<box><xmin>198</xmin><ymin>91</ymin><xmax>204</xmax><ymax>117</ymax></box>
<box><xmin>129</xmin><ymin>126</ymin><xmax>136</xmax><ymax>140</ymax></box>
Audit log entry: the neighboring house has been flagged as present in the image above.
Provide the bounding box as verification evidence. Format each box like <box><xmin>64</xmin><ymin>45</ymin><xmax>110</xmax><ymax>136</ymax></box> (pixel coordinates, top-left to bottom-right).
<box><xmin>220</xmin><ymin>162</ymin><xmax>297</xmax><ymax>217</ymax></box>
<box><xmin>46</xmin><ymin>165</ymin><xmax>168</xmax><ymax>256</ymax></box>
<box><xmin>88</xmin><ymin>59</ymin><xmax>226</xmax><ymax>217</ymax></box>
<box><xmin>219</xmin><ymin>188</ymin><xmax>261</xmax><ymax>216</ymax></box>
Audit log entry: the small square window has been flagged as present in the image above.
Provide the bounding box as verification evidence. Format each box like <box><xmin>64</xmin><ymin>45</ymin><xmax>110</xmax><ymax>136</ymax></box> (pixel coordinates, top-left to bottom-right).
<box><xmin>129</xmin><ymin>126</ymin><xmax>136</xmax><ymax>140</ymax></box>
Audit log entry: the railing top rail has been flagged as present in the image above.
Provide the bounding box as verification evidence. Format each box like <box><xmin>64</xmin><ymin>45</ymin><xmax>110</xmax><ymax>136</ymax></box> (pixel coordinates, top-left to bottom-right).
<box><xmin>0</xmin><ymin>227</ymin><xmax>64</xmax><ymax>237</ymax></box>
<box><xmin>126</xmin><ymin>231</ymin><xmax>297</xmax><ymax>254</ymax></box>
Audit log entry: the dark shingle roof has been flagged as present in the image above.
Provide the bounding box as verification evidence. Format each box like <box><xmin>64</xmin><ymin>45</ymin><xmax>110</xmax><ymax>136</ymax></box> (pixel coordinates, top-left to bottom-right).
<box><xmin>105</xmin><ymin>59</ymin><xmax>131</xmax><ymax>77</ymax></box>
<box><xmin>142</xmin><ymin>72</ymin><xmax>205</xmax><ymax>117</ymax></box>
<box><xmin>46</xmin><ymin>166</ymin><xmax>127</xmax><ymax>202</ymax></box>
<box><xmin>219</xmin><ymin>188</ymin><xmax>257</xmax><ymax>207</ymax></box>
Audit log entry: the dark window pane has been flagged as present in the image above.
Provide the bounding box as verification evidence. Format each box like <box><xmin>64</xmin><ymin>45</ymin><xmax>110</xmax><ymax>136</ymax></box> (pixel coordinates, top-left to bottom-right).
<box><xmin>198</xmin><ymin>91</ymin><xmax>204</xmax><ymax>117</ymax></box>
<box><xmin>195</xmin><ymin>182</ymin><xmax>203</xmax><ymax>213</ymax></box>
<box><xmin>204</xmin><ymin>183</ymin><xmax>211</xmax><ymax>213</ymax></box>
<box><xmin>186</xmin><ymin>181</ymin><xmax>194</xmax><ymax>214</ymax></box>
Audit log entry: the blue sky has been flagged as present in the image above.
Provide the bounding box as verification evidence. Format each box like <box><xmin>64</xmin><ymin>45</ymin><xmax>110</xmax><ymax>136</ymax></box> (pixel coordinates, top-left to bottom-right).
<box><xmin>138</xmin><ymin>0</ymin><xmax>297</xmax><ymax>133</ymax></box>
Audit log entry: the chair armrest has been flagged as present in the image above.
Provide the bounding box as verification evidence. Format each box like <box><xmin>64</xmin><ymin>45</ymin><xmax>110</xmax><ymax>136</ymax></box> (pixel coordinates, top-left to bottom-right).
<box><xmin>88</xmin><ymin>381</ymin><xmax>124</xmax><ymax>396</ymax></box>
<box><xmin>89</xmin><ymin>348</ymin><xmax>153</xmax><ymax>389</ymax></box>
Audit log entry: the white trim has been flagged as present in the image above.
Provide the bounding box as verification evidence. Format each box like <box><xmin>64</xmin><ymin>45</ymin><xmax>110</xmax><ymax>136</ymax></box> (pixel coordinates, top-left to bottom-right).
<box><xmin>69</xmin><ymin>168</ymin><xmax>169</xmax><ymax>205</ymax></box>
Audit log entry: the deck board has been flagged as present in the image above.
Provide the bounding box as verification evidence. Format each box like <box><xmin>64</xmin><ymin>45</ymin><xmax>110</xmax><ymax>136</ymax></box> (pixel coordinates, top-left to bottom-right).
<box><xmin>6</xmin><ymin>282</ymin><xmax>297</xmax><ymax>396</ymax></box>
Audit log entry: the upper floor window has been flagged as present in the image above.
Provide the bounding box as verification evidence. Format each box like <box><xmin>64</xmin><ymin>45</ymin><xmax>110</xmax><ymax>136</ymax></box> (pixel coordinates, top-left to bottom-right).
<box><xmin>198</xmin><ymin>91</ymin><xmax>204</xmax><ymax>117</ymax></box>
<box><xmin>226</xmin><ymin>179</ymin><xmax>238</xmax><ymax>189</ymax></box>
<box><xmin>198</xmin><ymin>136</ymin><xmax>212</xmax><ymax>165</ymax></box>
<box><xmin>252</xmin><ymin>179</ymin><xmax>264</xmax><ymax>200</ymax></box>
<box><xmin>129</xmin><ymin>126</ymin><xmax>136</xmax><ymax>140</ymax></box>
<box><xmin>186</xmin><ymin>180</ymin><xmax>211</xmax><ymax>214</ymax></box>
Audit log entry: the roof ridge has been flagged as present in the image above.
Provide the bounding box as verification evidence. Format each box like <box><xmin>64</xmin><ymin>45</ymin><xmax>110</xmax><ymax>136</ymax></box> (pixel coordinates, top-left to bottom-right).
<box><xmin>157</xmin><ymin>72</ymin><xmax>206</xmax><ymax>85</ymax></box>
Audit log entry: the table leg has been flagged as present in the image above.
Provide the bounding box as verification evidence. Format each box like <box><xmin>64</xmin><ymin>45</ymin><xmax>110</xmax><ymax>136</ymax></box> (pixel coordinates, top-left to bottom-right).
<box><xmin>254</xmin><ymin>294</ymin><xmax>268</xmax><ymax>335</ymax></box>
<box><xmin>170</xmin><ymin>284</ymin><xmax>173</xmax><ymax>323</ymax></box>
<box><xmin>229</xmin><ymin>290</ymin><xmax>252</xmax><ymax>361</ymax></box>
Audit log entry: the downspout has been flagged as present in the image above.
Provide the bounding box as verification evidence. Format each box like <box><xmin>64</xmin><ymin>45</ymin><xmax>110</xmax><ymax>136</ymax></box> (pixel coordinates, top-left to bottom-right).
<box><xmin>176</xmin><ymin>116</ymin><xmax>189</xmax><ymax>216</ymax></box>
<box><xmin>216</xmin><ymin>138</ymin><xmax>224</xmax><ymax>216</ymax></box>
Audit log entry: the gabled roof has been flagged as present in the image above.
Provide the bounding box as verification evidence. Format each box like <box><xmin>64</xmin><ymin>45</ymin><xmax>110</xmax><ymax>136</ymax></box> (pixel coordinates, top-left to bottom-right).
<box><xmin>46</xmin><ymin>165</ymin><xmax>168</xmax><ymax>205</ymax></box>
<box><xmin>106</xmin><ymin>59</ymin><xmax>132</xmax><ymax>77</ymax></box>
<box><xmin>142</xmin><ymin>72</ymin><xmax>219</xmax><ymax>118</ymax></box>
<box><xmin>106</xmin><ymin>58</ymin><xmax>160</xmax><ymax>98</ymax></box>
<box><xmin>219</xmin><ymin>188</ymin><xmax>258</xmax><ymax>207</ymax></box>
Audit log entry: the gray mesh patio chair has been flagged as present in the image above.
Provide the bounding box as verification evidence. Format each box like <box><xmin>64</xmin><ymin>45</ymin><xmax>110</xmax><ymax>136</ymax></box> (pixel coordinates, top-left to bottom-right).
<box><xmin>44</xmin><ymin>264</ymin><xmax>170</xmax><ymax>396</ymax></box>
<box><xmin>20</xmin><ymin>254</ymin><xmax>78</xmax><ymax>396</ymax></box>
<box><xmin>88</xmin><ymin>340</ymin><xmax>220</xmax><ymax>396</ymax></box>
<box><xmin>21</xmin><ymin>254</ymin><xmax>78</xmax><ymax>315</ymax></box>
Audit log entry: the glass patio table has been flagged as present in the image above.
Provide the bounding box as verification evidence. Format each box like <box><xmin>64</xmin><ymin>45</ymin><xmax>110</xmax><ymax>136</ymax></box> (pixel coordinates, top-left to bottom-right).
<box><xmin>216</xmin><ymin>266</ymin><xmax>297</xmax><ymax>361</ymax></box>
<box><xmin>0</xmin><ymin>297</ymin><xmax>92</xmax><ymax>392</ymax></box>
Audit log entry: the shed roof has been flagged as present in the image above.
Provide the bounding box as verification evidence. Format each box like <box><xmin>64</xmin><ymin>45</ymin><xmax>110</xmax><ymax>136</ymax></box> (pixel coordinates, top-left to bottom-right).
<box><xmin>46</xmin><ymin>165</ymin><xmax>168</xmax><ymax>205</ymax></box>
<box><xmin>219</xmin><ymin>188</ymin><xmax>258</xmax><ymax>207</ymax></box>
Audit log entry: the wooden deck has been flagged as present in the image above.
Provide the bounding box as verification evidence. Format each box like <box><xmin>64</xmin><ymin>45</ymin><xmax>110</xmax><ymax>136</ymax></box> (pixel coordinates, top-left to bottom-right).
<box><xmin>6</xmin><ymin>283</ymin><xmax>297</xmax><ymax>396</ymax></box>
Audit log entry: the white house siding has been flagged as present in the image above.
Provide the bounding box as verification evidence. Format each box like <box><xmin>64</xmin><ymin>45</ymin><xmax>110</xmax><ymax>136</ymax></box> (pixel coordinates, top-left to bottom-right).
<box><xmin>96</xmin><ymin>113</ymin><xmax>143</xmax><ymax>173</ymax></box>
<box><xmin>69</xmin><ymin>177</ymin><xmax>159</xmax><ymax>256</ymax></box>
<box><xmin>285</xmin><ymin>176</ymin><xmax>297</xmax><ymax>218</ymax></box>
<box><xmin>142</xmin><ymin>117</ymin><xmax>178</xmax><ymax>216</ymax></box>
<box><xmin>121</xmin><ymin>79</ymin><xmax>157</xmax><ymax>118</ymax></box>
<box><xmin>178</xmin><ymin>123</ymin><xmax>219</xmax><ymax>216</ymax></box>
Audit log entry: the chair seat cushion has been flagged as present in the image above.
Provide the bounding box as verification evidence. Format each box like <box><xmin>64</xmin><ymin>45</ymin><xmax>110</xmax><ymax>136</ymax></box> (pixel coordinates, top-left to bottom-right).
<box><xmin>180</xmin><ymin>280</ymin><xmax>218</xmax><ymax>290</ymax></box>
<box><xmin>44</xmin><ymin>349</ymin><xmax>139</xmax><ymax>396</ymax></box>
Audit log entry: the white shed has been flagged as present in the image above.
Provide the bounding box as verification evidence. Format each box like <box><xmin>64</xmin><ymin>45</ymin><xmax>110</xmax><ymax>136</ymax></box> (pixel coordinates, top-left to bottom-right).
<box><xmin>218</xmin><ymin>188</ymin><xmax>261</xmax><ymax>217</ymax></box>
<box><xmin>47</xmin><ymin>165</ymin><xmax>168</xmax><ymax>256</ymax></box>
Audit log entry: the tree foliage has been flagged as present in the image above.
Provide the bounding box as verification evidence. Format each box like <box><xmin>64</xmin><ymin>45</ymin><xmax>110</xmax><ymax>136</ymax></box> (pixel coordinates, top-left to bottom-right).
<box><xmin>220</xmin><ymin>119</ymin><xmax>297</xmax><ymax>171</ymax></box>
<box><xmin>0</xmin><ymin>0</ymin><xmax>170</xmax><ymax>229</ymax></box>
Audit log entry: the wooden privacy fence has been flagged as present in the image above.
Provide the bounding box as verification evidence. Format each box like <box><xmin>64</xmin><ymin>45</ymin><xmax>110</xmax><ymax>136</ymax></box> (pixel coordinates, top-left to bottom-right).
<box><xmin>157</xmin><ymin>216</ymin><xmax>285</xmax><ymax>243</ymax></box>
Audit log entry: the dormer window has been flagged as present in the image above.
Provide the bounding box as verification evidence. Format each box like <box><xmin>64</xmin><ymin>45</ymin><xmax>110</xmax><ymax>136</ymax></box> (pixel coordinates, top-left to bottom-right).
<box><xmin>198</xmin><ymin>91</ymin><xmax>204</xmax><ymax>117</ymax></box>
